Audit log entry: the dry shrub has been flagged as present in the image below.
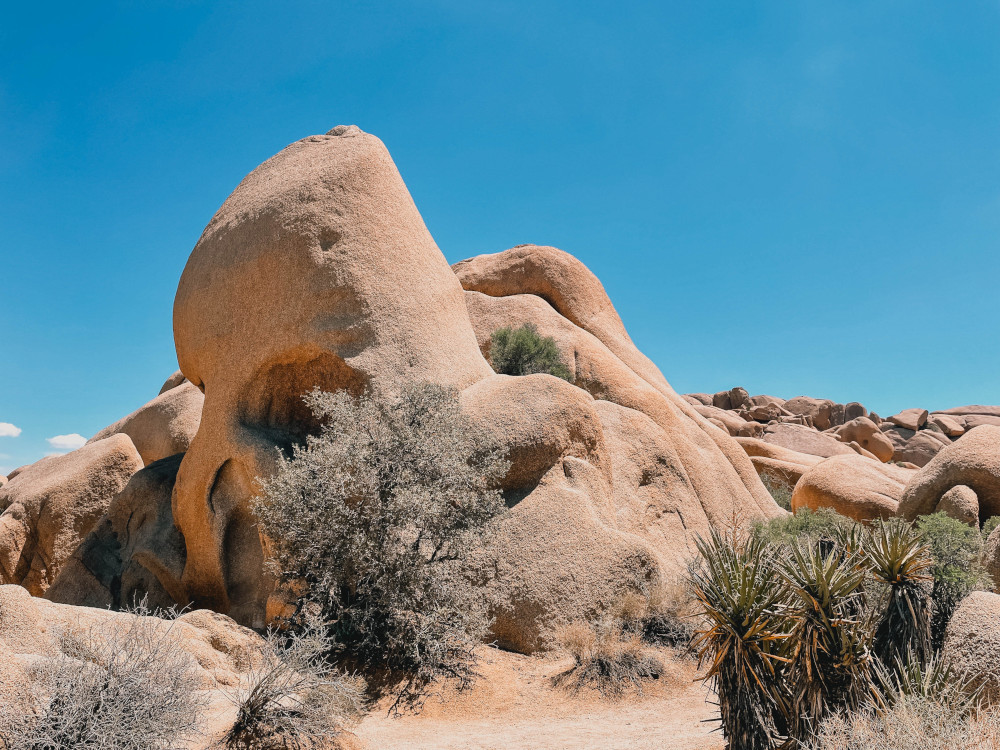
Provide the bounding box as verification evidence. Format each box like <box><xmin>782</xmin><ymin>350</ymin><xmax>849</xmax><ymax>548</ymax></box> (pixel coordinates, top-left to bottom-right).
<box><xmin>1</xmin><ymin>604</ymin><xmax>205</xmax><ymax>750</ymax></box>
<box><xmin>553</xmin><ymin>619</ymin><xmax>663</xmax><ymax>697</ymax></box>
<box><xmin>809</xmin><ymin>696</ymin><xmax>1000</xmax><ymax>750</ymax></box>
<box><xmin>222</xmin><ymin>612</ymin><xmax>365</xmax><ymax>750</ymax></box>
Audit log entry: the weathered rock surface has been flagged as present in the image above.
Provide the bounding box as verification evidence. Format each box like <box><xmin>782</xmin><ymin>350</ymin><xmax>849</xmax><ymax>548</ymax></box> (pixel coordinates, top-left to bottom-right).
<box><xmin>936</xmin><ymin>485</ymin><xmax>979</xmax><ymax>526</ymax></box>
<box><xmin>898</xmin><ymin>426</ymin><xmax>1000</xmax><ymax>523</ymax></box>
<box><xmin>48</xmin><ymin>453</ymin><xmax>186</xmax><ymax>611</ymax></box>
<box><xmin>892</xmin><ymin>430</ymin><xmax>949</xmax><ymax>468</ymax></box>
<box><xmin>888</xmin><ymin>408</ymin><xmax>929</xmax><ymax>431</ymax></box>
<box><xmin>783</xmin><ymin>396</ymin><xmax>834</xmax><ymax>430</ymax></box>
<box><xmin>159</xmin><ymin>369</ymin><xmax>188</xmax><ymax>395</ymax></box>
<box><xmin>736</xmin><ymin>437</ymin><xmax>823</xmax><ymax>495</ymax></box>
<box><xmin>934</xmin><ymin>406</ymin><xmax>1000</xmax><ymax>418</ymax></box>
<box><xmin>760</xmin><ymin>422</ymin><xmax>857</xmax><ymax>459</ymax></box>
<box><xmin>88</xmin><ymin>380</ymin><xmax>203</xmax><ymax>465</ymax></box>
<box><xmin>0</xmin><ymin>584</ymin><xmax>271</xmax><ymax>745</ymax></box>
<box><xmin>928</xmin><ymin>413</ymin><xmax>966</xmax><ymax>437</ymax></box>
<box><xmin>791</xmin><ymin>454</ymin><xmax>914</xmax><ymax>521</ymax></box>
<box><xmin>51</xmin><ymin>126</ymin><xmax>779</xmax><ymax>653</ymax></box>
<box><xmin>833</xmin><ymin>417</ymin><xmax>894</xmax><ymax>463</ymax></box>
<box><xmin>943</xmin><ymin>591</ymin><xmax>1000</xmax><ymax>706</ymax></box>
<box><xmin>0</xmin><ymin>435</ymin><xmax>142</xmax><ymax>595</ymax></box>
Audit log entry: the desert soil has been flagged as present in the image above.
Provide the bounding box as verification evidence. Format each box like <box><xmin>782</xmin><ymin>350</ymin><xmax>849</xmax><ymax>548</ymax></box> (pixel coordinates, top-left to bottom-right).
<box><xmin>354</xmin><ymin>645</ymin><xmax>724</xmax><ymax>750</ymax></box>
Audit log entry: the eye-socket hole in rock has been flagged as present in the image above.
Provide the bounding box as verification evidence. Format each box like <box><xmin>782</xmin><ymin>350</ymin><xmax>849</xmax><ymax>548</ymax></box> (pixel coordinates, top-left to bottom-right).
<box><xmin>237</xmin><ymin>349</ymin><xmax>366</xmax><ymax>456</ymax></box>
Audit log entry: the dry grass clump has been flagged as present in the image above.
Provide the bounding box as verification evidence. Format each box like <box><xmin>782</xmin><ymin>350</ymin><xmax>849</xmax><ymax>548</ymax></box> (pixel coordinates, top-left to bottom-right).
<box><xmin>222</xmin><ymin>612</ymin><xmax>365</xmax><ymax>750</ymax></box>
<box><xmin>1</xmin><ymin>604</ymin><xmax>204</xmax><ymax>750</ymax></box>
<box><xmin>552</xmin><ymin>619</ymin><xmax>663</xmax><ymax>697</ymax></box>
<box><xmin>809</xmin><ymin>696</ymin><xmax>1000</xmax><ymax>750</ymax></box>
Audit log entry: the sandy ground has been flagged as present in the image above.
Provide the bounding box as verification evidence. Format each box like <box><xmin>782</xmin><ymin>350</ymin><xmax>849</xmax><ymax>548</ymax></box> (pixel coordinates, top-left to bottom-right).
<box><xmin>354</xmin><ymin>646</ymin><xmax>724</xmax><ymax>750</ymax></box>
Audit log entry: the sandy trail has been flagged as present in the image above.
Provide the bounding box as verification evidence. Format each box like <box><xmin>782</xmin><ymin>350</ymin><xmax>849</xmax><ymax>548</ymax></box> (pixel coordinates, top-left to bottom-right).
<box><xmin>355</xmin><ymin>646</ymin><xmax>724</xmax><ymax>750</ymax></box>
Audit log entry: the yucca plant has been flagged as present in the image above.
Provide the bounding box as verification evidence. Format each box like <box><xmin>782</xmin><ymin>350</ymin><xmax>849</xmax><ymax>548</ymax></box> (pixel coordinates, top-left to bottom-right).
<box><xmin>872</xmin><ymin>650</ymin><xmax>983</xmax><ymax>713</ymax></box>
<box><xmin>864</xmin><ymin>519</ymin><xmax>933</xmax><ymax>670</ymax></box>
<box><xmin>691</xmin><ymin>529</ymin><xmax>790</xmax><ymax>750</ymax></box>
<box><xmin>778</xmin><ymin>543</ymin><xmax>872</xmax><ymax>743</ymax></box>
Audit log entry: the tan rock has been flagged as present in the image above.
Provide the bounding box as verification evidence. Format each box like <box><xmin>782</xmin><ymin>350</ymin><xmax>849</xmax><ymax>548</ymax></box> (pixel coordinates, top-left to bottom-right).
<box><xmin>761</xmin><ymin>422</ymin><xmax>856</xmax><ymax>459</ymax></box>
<box><xmin>964</xmin><ymin>415</ymin><xmax>1000</xmax><ymax>430</ymax></box>
<box><xmin>934</xmin><ymin>405</ymin><xmax>1000</xmax><ymax>418</ymax></box>
<box><xmin>844</xmin><ymin>402</ymin><xmax>868</xmax><ymax>421</ymax></box>
<box><xmin>148</xmin><ymin>126</ymin><xmax>781</xmax><ymax>650</ymax></box>
<box><xmin>943</xmin><ymin>591</ymin><xmax>1000</xmax><ymax>706</ymax></box>
<box><xmin>833</xmin><ymin>417</ymin><xmax>894</xmax><ymax>462</ymax></box>
<box><xmin>48</xmin><ymin>453</ymin><xmax>186</xmax><ymax>611</ymax></box>
<box><xmin>894</xmin><ymin>430</ymin><xmax>949</xmax><ymax>468</ymax></box>
<box><xmin>0</xmin><ymin>435</ymin><xmax>142</xmax><ymax>595</ymax></box>
<box><xmin>898</xmin><ymin>426</ymin><xmax>1000</xmax><ymax>525</ymax></box>
<box><xmin>749</xmin><ymin>394</ymin><xmax>785</xmax><ymax>408</ymax></box>
<box><xmin>928</xmin><ymin>414</ymin><xmax>966</xmax><ymax>437</ymax></box>
<box><xmin>0</xmin><ymin>584</ymin><xmax>269</xmax><ymax>736</ymax></box>
<box><xmin>736</xmin><ymin>421</ymin><xmax>765</xmax><ymax>438</ymax></box>
<box><xmin>936</xmin><ymin>485</ymin><xmax>979</xmax><ymax>526</ymax></box>
<box><xmin>888</xmin><ymin>408</ymin><xmax>929</xmax><ymax>431</ymax></box>
<box><xmin>744</xmin><ymin>402</ymin><xmax>789</xmax><ymax>423</ymax></box>
<box><xmin>728</xmin><ymin>387</ymin><xmax>751</xmax><ymax>411</ymax></box>
<box><xmin>693</xmin><ymin>404</ymin><xmax>746</xmax><ymax>436</ymax></box>
<box><xmin>159</xmin><ymin>369</ymin><xmax>188</xmax><ymax>394</ymax></box>
<box><xmin>711</xmin><ymin>390</ymin><xmax>732</xmax><ymax>410</ymax></box>
<box><xmin>735</xmin><ymin>437</ymin><xmax>823</xmax><ymax>496</ymax></box>
<box><xmin>88</xmin><ymin>381</ymin><xmax>203</xmax><ymax>465</ymax></box>
<box><xmin>684</xmin><ymin>393</ymin><xmax>713</xmax><ymax>406</ymax></box>
<box><xmin>791</xmin><ymin>453</ymin><xmax>915</xmax><ymax>521</ymax></box>
<box><xmin>783</xmin><ymin>396</ymin><xmax>834</xmax><ymax>430</ymax></box>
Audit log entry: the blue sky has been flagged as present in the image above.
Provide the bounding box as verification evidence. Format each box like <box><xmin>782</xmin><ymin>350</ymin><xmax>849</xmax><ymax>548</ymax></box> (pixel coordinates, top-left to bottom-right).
<box><xmin>1</xmin><ymin>1</ymin><xmax>998</xmax><ymax>473</ymax></box>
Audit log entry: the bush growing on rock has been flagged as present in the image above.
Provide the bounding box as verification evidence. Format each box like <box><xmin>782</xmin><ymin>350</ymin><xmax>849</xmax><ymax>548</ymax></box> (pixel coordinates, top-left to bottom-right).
<box><xmin>252</xmin><ymin>384</ymin><xmax>509</xmax><ymax>707</ymax></box>
<box><xmin>488</xmin><ymin>323</ymin><xmax>572</xmax><ymax>380</ymax></box>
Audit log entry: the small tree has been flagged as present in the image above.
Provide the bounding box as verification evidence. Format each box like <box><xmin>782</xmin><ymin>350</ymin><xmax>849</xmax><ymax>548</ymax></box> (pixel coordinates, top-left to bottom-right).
<box><xmin>252</xmin><ymin>384</ymin><xmax>509</xmax><ymax>706</ymax></box>
<box><xmin>488</xmin><ymin>323</ymin><xmax>572</xmax><ymax>380</ymax></box>
<box><xmin>916</xmin><ymin>512</ymin><xmax>994</xmax><ymax>652</ymax></box>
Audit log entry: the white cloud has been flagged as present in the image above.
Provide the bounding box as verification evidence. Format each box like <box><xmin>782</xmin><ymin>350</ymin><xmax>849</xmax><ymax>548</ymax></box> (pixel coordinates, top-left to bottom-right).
<box><xmin>0</xmin><ymin>423</ymin><xmax>21</xmax><ymax>438</ymax></box>
<box><xmin>46</xmin><ymin>433</ymin><xmax>87</xmax><ymax>451</ymax></box>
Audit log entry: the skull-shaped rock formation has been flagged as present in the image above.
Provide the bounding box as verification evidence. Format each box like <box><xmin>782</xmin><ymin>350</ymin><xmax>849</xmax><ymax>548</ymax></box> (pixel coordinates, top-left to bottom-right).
<box><xmin>53</xmin><ymin>126</ymin><xmax>783</xmax><ymax>650</ymax></box>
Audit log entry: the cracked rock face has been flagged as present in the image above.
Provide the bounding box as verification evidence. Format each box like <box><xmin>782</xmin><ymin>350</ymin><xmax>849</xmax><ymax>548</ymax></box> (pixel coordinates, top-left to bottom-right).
<box><xmin>57</xmin><ymin>126</ymin><xmax>783</xmax><ymax>651</ymax></box>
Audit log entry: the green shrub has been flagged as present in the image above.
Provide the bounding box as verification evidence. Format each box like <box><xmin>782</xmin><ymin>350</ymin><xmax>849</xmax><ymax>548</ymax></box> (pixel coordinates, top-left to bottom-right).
<box><xmin>751</xmin><ymin>507</ymin><xmax>857</xmax><ymax>550</ymax></box>
<box><xmin>252</xmin><ymin>384</ymin><xmax>509</xmax><ymax>708</ymax></box>
<box><xmin>982</xmin><ymin>515</ymin><xmax>1000</xmax><ymax>540</ymax></box>
<box><xmin>488</xmin><ymin>323</ymin><xmax>572</xmax><ymax>380</ymax></box>
<box><xmin>760</xmin><ymin>473</ymin><xmax>793</xmax><ymax>511</ymax></box>
<box><xmin>916</xmin><ymin>512</ymin><xmax>994</xmax><ymax>652</ymax></box>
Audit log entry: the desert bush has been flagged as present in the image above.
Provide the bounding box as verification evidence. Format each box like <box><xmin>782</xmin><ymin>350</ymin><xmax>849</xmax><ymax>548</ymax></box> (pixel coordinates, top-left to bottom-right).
<box><xmin>488</xmin><ymin>323</ymin><xmax>572</xmax><ymax>380</ymax></box>
<box><xmin>778</xmin><ymin>543</ymin><xmax>872</xmax><ymax>742</ymax></box>
<box><xmin>751</xmin><ymin>507</ymin><xmax>857</xmax><ymax>550</ymax></box>
<box><xmin>691</xmin><ymin>529</ymin><xmax>790</xmax><ymax>750</ymax></box>
<box><xmin>808</xmin><ymin>695</ymin><xmax>1000</xmax><ymax>750</ymax></box>
<box><xmin>2</xmin><ymin>605</ymin><xmax>204</xmax><ymax>750</ymax></box>
<box><xmin>872</xmin><ymin>650</ymin><xmax>983</xmax><ymax>712</ymax></box>
<box><xmin>916</xmin><ymin>512</ymin><xmax>994</xmax><ymax>651</ymax></box>
<box><xmin>223</xmin><ymin>611</ymin><xmax>365</xmax><ymax>750</ymax></box>
<box><xmin>637</xmin><ymin>576</ymin><xmax>702</xmax><ymax>651</ymax></box>
<box><xmin>553</xmin><ymin>618</ymin><xmax>663</xmax><ymax>697</ymax></box>
<box><xmin>761</xmin><ymin>472</ymin><xmax>794</xmax><ymax>511</ymax></box>
<box><xmin>865</xmin><ymin>519</ymin><xmax>934</xmax><ymax>670</ymax></box>
<box><xmin>252</xmin><ymin>384</ymin><xmax>508</xmax><ymax>708</ymax></box>
<box><xmin>982</xmin><ymin>515</ymin><xmax>1000</xmax><ymax>540</ymax></box>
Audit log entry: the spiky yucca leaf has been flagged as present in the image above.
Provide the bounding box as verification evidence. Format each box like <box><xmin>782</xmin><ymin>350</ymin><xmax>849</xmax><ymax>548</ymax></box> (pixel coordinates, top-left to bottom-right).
<box><xmin>778</xmin><ymin>543</ymin><xmax>872</xmax><ymax>743</ymax></box>
<box><xmin>864</xmin><ymin>519</ymin><xmax>933</xmax><ymax>669</ymax></box>
<box><xmin>691</xmin><ymin>528</ymin><xmax>790</xmax><ymax>750</ymax></box>
<box><xmin>872</xmin><ymin>650</ymin><xmax>983</xmax><ymax>713</ymax></box>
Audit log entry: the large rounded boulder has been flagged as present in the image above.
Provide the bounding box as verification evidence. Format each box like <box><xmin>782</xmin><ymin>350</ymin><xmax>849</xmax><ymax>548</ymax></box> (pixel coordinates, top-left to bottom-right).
<box><xmin>791</xmin><ymin>453</ymin><xmax>915</xmax><ymax>521</ymax></box>
<box><xmin>56</xmin><ymin>126</ymin><xmax>783</xmax><ymax>652</ymax></box>
<box><xmin>0</xmin><ymin>435</ymin><xmax>142</xmax><ymax>595</ymax></box>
